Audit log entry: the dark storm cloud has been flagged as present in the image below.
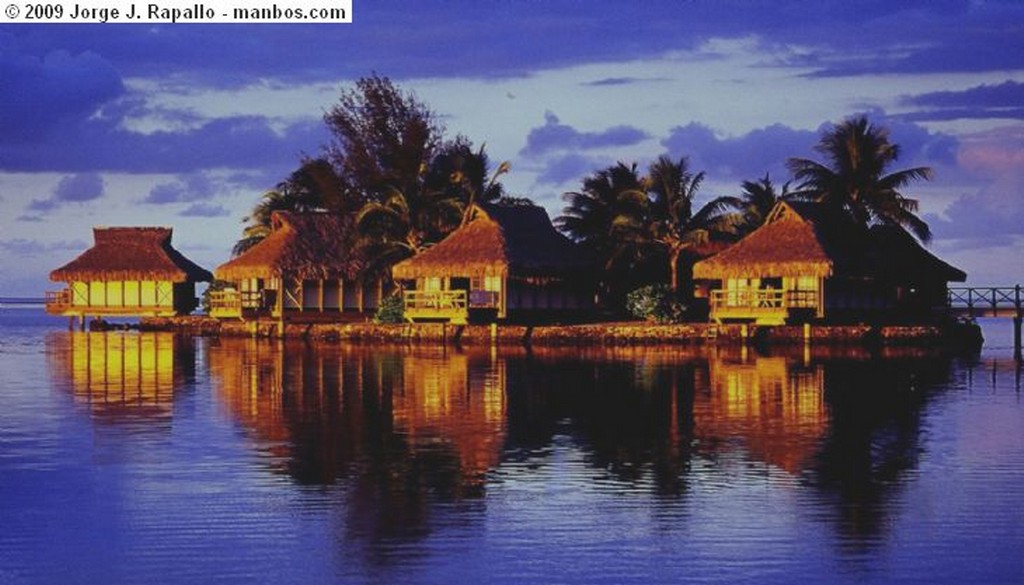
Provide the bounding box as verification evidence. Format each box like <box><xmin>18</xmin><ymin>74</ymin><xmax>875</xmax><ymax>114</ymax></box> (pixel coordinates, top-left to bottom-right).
<box><xmin>520</xmin><ymin>112</ymin><xmax>649</xmax><ymax>157</ymax></box>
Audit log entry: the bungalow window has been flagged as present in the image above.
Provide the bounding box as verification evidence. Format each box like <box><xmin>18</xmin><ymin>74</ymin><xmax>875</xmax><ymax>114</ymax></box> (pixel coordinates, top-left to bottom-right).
<box><xmin>484</xmin><ymin>275</ymin><xmax>502</xmax><ymax>292</ymax></box>
<box><xmin>90</xmin><ymin>281</ymin><xmax>107</xmax><ymax>306</ymax></box>
<box><xmin>141</xmin><ymin>281</ymin><xmax>157</xmax><ymax>307</ymax></box>
<box><xmin>423</xmin><ymin>277</ymin><xmax>442</xmax><ymax>292</ymax></box>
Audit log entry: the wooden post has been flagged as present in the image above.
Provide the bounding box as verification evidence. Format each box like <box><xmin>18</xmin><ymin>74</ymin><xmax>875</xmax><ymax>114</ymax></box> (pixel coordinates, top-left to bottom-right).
<box><xmin>1011</xmin><ymin>284</ymin><xmax>1019</xmax><ymax>362</ymax></box>
<box><xmin>1013</xmin><ymin>315</ymin><xmax>1021</xmax><ymax>361</ymax></box>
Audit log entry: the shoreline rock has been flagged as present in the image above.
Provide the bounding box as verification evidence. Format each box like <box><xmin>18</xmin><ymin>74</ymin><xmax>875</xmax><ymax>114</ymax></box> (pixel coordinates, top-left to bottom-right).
<box><xmin>139</xmin><ymin>316</ymin><xmax>983</xmax><ymax>349</ymax></box>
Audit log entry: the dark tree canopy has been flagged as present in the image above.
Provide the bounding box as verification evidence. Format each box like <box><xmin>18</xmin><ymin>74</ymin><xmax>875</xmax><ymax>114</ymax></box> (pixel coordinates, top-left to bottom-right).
<box><xmin>787</xmin><ymin>116</ymin><xmax>933</xmax><ymax>242</ymax></box>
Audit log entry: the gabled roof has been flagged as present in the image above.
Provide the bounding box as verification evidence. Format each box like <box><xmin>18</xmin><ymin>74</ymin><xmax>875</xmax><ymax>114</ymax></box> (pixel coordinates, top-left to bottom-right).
<box><xmin>392</xmin><ymin>204</ymin><xmax>594</xmax><ymax>279</ymax></box>
<box><xmin>693</xmin><ymin>202</ymin><xmax>837</xmax><ymax>279</ymax></box>
<box><xmin>865</xmin><ymin>224</ymin><xmax>966</xmax><ymax>283</ymax></box>
<box><xmin>50</xmin><ymin>227</ymin><xmax>212</xmax><ymax>283</ymax></box>
<box><xmin>215</xmin><ymin>211</ymin><xmax>362</xmax><ymax>281</ymax></box>
<box><xmin>693</xmin><ymin>201</ymin><xmax>966</xmax><ymax>283</ymax></box>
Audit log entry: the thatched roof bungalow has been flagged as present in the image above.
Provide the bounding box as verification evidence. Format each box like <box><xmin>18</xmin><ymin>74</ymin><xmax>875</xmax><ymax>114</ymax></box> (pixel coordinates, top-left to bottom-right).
<box><xmin>693</xmin><ymin>202</ymin><xmax>965</xmax><ymax>324</ymax></box>
<box><xmin>46</xmin><ymin>227</ymin><xmax>211</xmax><ymax>318</ymax></box>
<box><xmin>392</xmin><ymin>204</ymin><xmax>595</xmax><ymax>323</ymax></box>
<box><xmin>211</xmin><ymin>211</ymin><xmax>387</xmax><ymax>320</ymax></box>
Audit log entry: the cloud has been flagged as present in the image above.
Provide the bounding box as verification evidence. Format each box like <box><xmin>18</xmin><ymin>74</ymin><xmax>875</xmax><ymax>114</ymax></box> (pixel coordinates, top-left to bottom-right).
<box><xmin>144</xmin><ymin>174</ymin><xmax>215</xmax><ymax>204</ymax></box>
<box><xmin>520</xmin><ymin>112</ymin><xmax>649</xmax><ymax>158</ymax></box>
<box><xmin>581</xmin><ymin>77</ymin><xmax>667</xmax><ymax>87</ymax></box>
<box><xmin>662</xmin><ymin>122</ymin><xmax>818</xmax><ymax>182</ymax></box>
<box><xmin>661</xmin><ymin>114</ymin><xmax>960</xmax><ymax>184</ymax></box>
<box><xmin>0</xmin><ymin>47</ymin><xmax>123</xmax><ymax>144</ymax></box>
<box><xmin>26</xmin><ymin>173</ymin><xmax>105</xmax><ymax>211</ymax></box>
<box><xmin>925</xmin><ymin>132</ymin><xmax>1024</xmax><ymax>243</ymax></box>
<box><xmin>0</xmin><ymin>238</ymin><xmax>89</xmax><ymax>255</ymax></box>
<box><xmin>900</xmin><ymin>81</ymin><xmax>1024</xmax><ymax>122</ymax></box>
<box><xmin>0</xmin><ymin>114</ymin><xmax>326</xmax><ymax>175</ymax></box>
<box><xmin>534</xmin><ymin>153</ymin><xmax>613</xmax><ymax>187</ymax></box>
<box><xmin>178</xmin><ymin>202</ymin><xmax>231</xmax><ymax>217</ymax></box>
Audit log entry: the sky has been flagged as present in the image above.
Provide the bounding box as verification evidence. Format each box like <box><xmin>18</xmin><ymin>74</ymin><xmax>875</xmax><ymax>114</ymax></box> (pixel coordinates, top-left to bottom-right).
<box><xmin>2</xmin><ymin>0</ymin><xmax>1024</xmax><ymax>296</ymax></box>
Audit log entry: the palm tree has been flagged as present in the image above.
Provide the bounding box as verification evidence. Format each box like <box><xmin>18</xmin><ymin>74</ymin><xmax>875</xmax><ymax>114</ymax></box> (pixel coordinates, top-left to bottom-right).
<box><xmin>558</xmin><ymin>162</ymin><xmax>649</xmax><ymax>271</ymax></box>
<box><xmin>232</xmin><ymin>159</ymin><xmax>345</xmax><ymax>256</ymax></box>
<box><xmin>787</xmin><ymin>116</ymin><xmax>933</xmax><ymax>242</ymax></box>
<box><xmin>645</xmin><ymin>155</ymin><xmax>737</xmax><ymax>293</ymax></box>
<box><xmin>355</xmin><ymin>140</ymin><xmax>509</xmax><ymax>273</ymax></box>
<box><xmin>733</xmin><ymin>173</ymin><xmax>795</xmax><ymax>234</ymax></box>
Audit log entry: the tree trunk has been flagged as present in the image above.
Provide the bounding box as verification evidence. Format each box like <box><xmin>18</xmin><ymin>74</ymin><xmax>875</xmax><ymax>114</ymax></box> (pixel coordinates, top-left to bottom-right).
<box><xmin>669</xmin><ymin>247</ymin><xmax>681</xmax><ymax>293</ymax></box>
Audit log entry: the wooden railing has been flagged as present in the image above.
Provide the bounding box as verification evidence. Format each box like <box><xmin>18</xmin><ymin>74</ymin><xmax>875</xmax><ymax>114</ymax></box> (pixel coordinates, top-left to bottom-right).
<box><xmin>403</xmin><ymin>290</ymin><xmax>468</xmax><ymax>311</ymax></box>
<box><xmin>947</xmin><ymin>286</ymin><xmax>1023</xmax><ymax>318</ymax></box>
<box><xmin>709</xmin><ymin>289</ymin><xmax>818</xmax><ymax>309</ymax></box>
<box><xmin>45</xmin><ymin>289</ymin><xmax>72</xmax><ymax>311</ymax></box>
<box><xmin>208</xmin><ymin>289</ymin><xmax>268</xmax><ymax>317</ymax></box>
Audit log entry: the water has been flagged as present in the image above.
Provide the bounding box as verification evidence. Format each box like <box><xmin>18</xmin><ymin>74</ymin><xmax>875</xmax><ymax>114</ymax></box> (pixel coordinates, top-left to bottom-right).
<box><xmin>1</xmin><ymin>308</ymin><xmax>1022</xmax><ymax>584</ymax></box>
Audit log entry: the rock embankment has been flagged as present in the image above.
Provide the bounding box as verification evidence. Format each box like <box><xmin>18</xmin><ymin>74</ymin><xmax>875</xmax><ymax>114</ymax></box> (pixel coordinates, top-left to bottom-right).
<box><xmin>140</xmin><ymin>316</ymin><xmax>982</xmax><ymax>348</ymax></box>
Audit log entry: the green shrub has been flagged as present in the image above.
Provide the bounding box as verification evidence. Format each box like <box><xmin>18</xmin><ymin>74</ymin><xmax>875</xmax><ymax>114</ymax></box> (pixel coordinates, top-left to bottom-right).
<box><xmin>373</xmin><ymin>293</ymin><xmax>406</xmax><ymax>323</ymax></box>
<box><xmin>626</xmin><ymin>284</ymin><xmax>687</xmax><ymax>324</ymax></box>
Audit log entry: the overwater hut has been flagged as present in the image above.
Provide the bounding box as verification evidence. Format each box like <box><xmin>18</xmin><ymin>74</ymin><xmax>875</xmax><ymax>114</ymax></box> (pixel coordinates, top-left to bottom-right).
<box><xmin>210</xmin><ymin>211</ymin><xmax>389</xmax><ymax>321</ymax></box>
<box><xmin>692</xmin><ymin>201</ymin><xmax>966</xmax><ymax>324</ymax></box>
<box><xmin>391</xmin><ymin>204</ymin><xmax>595</xmax><ymax>324</ymax></box>
<box><xmin>46</xmin><ymin>227</ymin><xmax>212</xmax><ymax>319</ymax></box>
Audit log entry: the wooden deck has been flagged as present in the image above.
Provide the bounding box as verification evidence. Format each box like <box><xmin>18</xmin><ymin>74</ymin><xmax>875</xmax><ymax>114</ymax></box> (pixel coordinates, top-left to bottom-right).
<box><xmin>403</xmin><ymin>290</ymin><xmax>469</xmax><ymax>324</ymax></box>
<box><xmin>708</xmin><ymin>289</ymin><xmax>819</xmax><ymax>325</ymax></box>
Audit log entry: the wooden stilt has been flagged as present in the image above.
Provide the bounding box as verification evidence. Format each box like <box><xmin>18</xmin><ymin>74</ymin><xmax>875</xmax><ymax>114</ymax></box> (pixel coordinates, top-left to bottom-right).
<box><xmin>1013</xmin><ymin>315</ymin><xmax>1022</xmax><ymax>361</ymax></box>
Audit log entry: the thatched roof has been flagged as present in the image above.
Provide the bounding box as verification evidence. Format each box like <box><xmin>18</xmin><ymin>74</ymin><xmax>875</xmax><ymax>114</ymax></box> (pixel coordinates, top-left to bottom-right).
<box><xmin>50</xmin><ymin>227</ymin><xmax>212</xmax><ymax>283</ymax></box>
<box><xmin>215</xmin><ymin>211</ymin><xmax>362</xmax><ymax>282</ymax></box>
<box><xmin>392</xmin><ymin>204</ymin><xmax>593</xmax><ymax>280</ymax></box>
<box><xmin>693</xmin><ymin>202</ymin><xmax>837</xmax><ymax>279</ymax></box>
<box><xmin>693</xmin><ymin>201</ymin><xmax>967</xmax><ymax>283</ymax></box>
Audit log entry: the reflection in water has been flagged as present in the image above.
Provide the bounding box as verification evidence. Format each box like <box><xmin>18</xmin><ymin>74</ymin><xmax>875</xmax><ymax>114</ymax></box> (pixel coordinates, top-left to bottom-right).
<box><xmin>698</xmin><ymin>353</ymin><xmax>827</xmax><ymax>474</ymax></box>
<box><xmin>202</xmin><ymin>339</ymin><xmax>964</xmax><ymax>561</ymax></box>
<box><xmin>23</xmin><ymin>324</ymin><xmax>1020</xmax><ymax>584</ymax></box>
<box><xmin>806</xmin><ymin>354</ymin><xmax>956</xmax><ymax>550</ymax></box>
<box><xmin>45</xmin><ymin>331</ymin><xmax>195</xmax><ymax>427</ymax></box>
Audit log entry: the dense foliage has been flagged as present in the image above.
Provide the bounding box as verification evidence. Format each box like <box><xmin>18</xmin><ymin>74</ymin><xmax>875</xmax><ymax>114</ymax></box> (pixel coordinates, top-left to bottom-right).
<box><xmin>625</xmin><ymin>284</ymin><xmax>687</xmax><ymax>324</ymax></box>
<box><xmin>372</xmin><ymin>293</ymin><xmax>406</xmax><ymax>323</ymax></box>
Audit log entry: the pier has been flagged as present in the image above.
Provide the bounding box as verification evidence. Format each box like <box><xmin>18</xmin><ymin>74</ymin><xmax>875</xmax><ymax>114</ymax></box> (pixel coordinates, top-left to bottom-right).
<box><xmin>947</xmin><ymin>286</ymin><xmax>1023</xmax><ymax>359</ymax></box>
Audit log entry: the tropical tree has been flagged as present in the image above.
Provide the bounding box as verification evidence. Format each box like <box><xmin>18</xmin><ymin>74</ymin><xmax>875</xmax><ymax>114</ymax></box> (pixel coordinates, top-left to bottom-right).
<box><xmin>232</xmin><ymin>158</ymin><xmax>349</xmax><ymax>256</ymax></box>
<box><xmin>558</xmin><ymin>162</ymin><xmax>649</xmax><ymax>270</ymax></box>
<box><xmin>644</xmin><ymin>155</ymin><xmax>737</xmax><ymax>293</ymax></box>
<box><xmin>324</xmin><ymin>74</ymin><xmax>443</xmax><ymax>201</ymax></box>
<box><xmin>787</xmin><ymin>116</ymin><xmax>933</xmax><ymax>242</ymax></box>
<box><xmin>732</xmin><ymin>173</ymin><xmax>795</xmax><ymax>234</ymax></box>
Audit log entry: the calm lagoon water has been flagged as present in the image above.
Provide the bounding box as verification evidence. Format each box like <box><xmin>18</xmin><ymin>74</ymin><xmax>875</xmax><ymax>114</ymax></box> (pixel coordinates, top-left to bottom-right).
<box><xmin>1</xmin><ymin>308</ymin><xmax>1022</xmax><ymax>584</ymax></box>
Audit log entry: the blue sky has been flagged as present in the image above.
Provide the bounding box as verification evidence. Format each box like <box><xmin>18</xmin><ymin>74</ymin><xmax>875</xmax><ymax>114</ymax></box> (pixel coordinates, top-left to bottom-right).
<box><xmin>2</xmin><ymin>0</ymin><xmax>1024</xmax><ymax>295</ymax></box>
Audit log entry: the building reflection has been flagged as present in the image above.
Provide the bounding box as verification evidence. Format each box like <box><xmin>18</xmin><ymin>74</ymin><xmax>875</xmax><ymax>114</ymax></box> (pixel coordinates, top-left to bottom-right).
<box><xmin>45</xmin><ymin>331</ymin><xmax>194</xmax><ymax>426</ymax></box>
<box><xmin>697</xmin><ymin>351</ymin><xmax>827</xmax><ymax>474</ymax></box>
<box><xmin>205</xmin><ymin>338</ymin><xmax>960</xmax><ymax>559</ymax></box>
<box><xmin>207</xmin><ymin>340</ymin><xmax>508</xmax><ymax>496</ymax></box>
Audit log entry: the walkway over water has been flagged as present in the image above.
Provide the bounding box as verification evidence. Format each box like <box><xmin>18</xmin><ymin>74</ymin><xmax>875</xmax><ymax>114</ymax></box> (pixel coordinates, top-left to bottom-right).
<box><xmin>947</xmin><ymin>286</ymin><xmax>1023</xmax><ymax>358</ymax></box>
<box><xmin>947</xmin><ymin>286</ymin><xmax>1023</xmax><ymax>318</ymax></box>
